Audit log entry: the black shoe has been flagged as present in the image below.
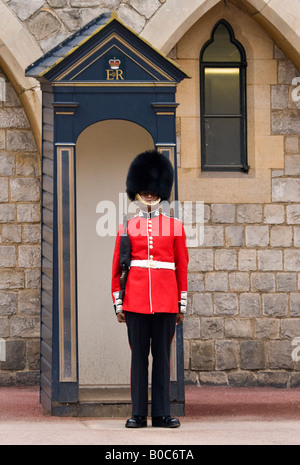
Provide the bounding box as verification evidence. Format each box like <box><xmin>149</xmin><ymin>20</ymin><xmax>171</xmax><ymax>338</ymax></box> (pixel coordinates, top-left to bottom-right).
<box><xmin>125</xmin><ymin>416</ymin><xmax>147</xmax><ymax>428</ymax></box>
<box><xmin>152</xmin><ymin>416</ymin><xmax>181</xmax><ymax>428</ymax></box>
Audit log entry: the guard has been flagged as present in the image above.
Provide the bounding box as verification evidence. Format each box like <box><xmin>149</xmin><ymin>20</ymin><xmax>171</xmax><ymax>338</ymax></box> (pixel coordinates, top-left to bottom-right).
<box><xmin>111</xmin><ymin>150</ymin><xmax>189</xmax><ymax>428</ymax></box>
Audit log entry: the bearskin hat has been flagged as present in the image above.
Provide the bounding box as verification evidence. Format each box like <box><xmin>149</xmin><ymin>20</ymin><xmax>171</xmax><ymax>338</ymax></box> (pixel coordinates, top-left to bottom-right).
<box><xmin>126</xmin><ymin>150</ymin><xmax>174</xmax><ymax>202</ymax></box>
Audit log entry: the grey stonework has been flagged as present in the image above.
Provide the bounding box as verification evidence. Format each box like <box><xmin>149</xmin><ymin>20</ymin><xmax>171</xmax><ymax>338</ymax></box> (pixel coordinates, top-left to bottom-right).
<box><xmin>0</xmin><ymin>3</ymin><xmax>300</xmax><ymax>388</ymax></box>
<box><xmin>184</xmin><ymin>47</ymin><xmax>300</xmax><ymax>389</ymax></box>
<box><xmin>0</xmin><ymin>67</ymin><xmax>40</xmax><ymax>386</ymax></box>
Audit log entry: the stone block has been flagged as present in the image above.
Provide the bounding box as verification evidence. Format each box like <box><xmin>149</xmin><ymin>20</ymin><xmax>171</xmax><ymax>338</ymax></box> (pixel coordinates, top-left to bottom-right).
<box><xmin>9</xmin><ymin>0</ymin><xmax>45</xmax><ymax>21</ymax></box>
<box><xmin>205</xmin><ymin>272</ymin><xmax>228</xmax><ymax>292</ymax></box>
<box><xmin>191</xmin><ymin>341</ymin><xmax>214</xmax><ymax>371</ymax></box>
<box><xmin>0</xmin><ymin>108</ymin><xmax>29</xmax><ymax>129</ymax></box>
<box><xmin>117</xmin><ymin>4</ymin><xmax>146</xmax><ymax>33</ymax></box>
<box><xmin>7</xmin><ymin>131</ymin><xmax>36</xmax><ymax>151</ymax></box>
<box><xmin>294</xmin><ymin>227</ymin><xmax>300</xmax><ymax>247</ymax></box>
<box><xmin>287</xmin><ymin>205</ymin><xmax>300</xmax><ymax>224</ymax></box>
<box><xmin>211</xmin><ymin>204</ymin><xmax>235</xmax><ymax>224</ymax></box>
<box><xmin>285</xmin><ymin>136</ymin><xmax>299</xmax><ymax>154</ymax></box>
<box><xmin>246</xmin><ymin>226</ymin><xmax>269</xmax><ymax>247</ymax></box>
<box><xmin>251</xmin><ymin>273</ymin><xmax>275</xmax><ymax>292</ymax></box>
<box><xmin>27</xmin><ymin>339</ymin><xmax>40</xmax><ymax>371</ymax></box>
<box><xmin>16</xmin><ymin>153</ymin><xmax>41</xmax><ymax>177</ymax></box>
<box><xmin>192</xmin><ymin>293</ymin><xmax>212</xmax><ymax>316</ymax></box>
<box><xmin>290</xmin><ymin>293</ymin><xmax>300</xmax><ymax>316</ymax></box>
<box><xmin>26</xmin><ymin>10</ymin><xmax>61</xmax><ymax>41</ymax></box>
<box><xmin>0</xmin><ymin>318</ymin><xmax>9</xmax><ymax>338</ymax></box>
<box><xmin>264</xmin><ymin>204</ymin><xmax>285</xmax><ymax>224</ymax></box>
<box><xmin>215</xmin><ymin>249</ymin><xmax>237</xmax><ymax>271</ymax></box>
<box><xmin>237</xmin><ymin>205</ymin><xmax>262</xmax><ymax>223</ymax></box>
<box><xmin>0</xmin><ymin>246</ymin><xmax>16</xmax><ymax>267</ymax></box>
<box><xmin>199</xmin><ymin>372</ymin><xmax>228</xmax><ymax>386</ymax></box>
<box><xmin>18</xmin><ymin>246</ymin><xmax>41</xmax><ymax>268</ymax></box>
<box><xmin>10</xmin><ymin>317</ymin><xmax>40</xmax><ymax>338</ymax></box>
<box><xmin>269</xmin><ymin>341</ymin><xmax>293</xmax><ymax>369</ymax></box>
<box><xmin>262</xmin><ymin>294</ymin><xmax>288</xmax><ymax>317</ymax></box>
<box><xmin>270</xmin><ymin>226</ymin><xmax>292</xmax><ymax>247</ymax></box>
<box><xmin>240</xmin><ymin>341</ymin><xmax>266</xmax><ymax>370</ymax></box>
<box><xmin>0</xmin><ymin>205</ymin><xmax>15</xmax><ymax>223</ymax></box>
<box><xmin>18</xmin><ymin>290</ymin><xmax>40</xmax><ymax>316</ymax></box>
<box><xmin>202</xmin><ymin>226</ymin><xmax>224</xmax><ymax>247</ymax></box>
<box><xmin>278</xmin><ymin>60</ymin><xmax>299</xmax><ymax>84</ymax></box>
<box><xmin>255</xmin><ymin>318</ymin><xmax>280</xmax><ymax>340</ymax></box>
<box><xmin>214</xmin><ymin>293</ymin><xmax>238</xmax><ymax>316</ymax></box>
<box><xmin>128</xmin><ymin>0</ymin><xmax>161</xmax><ymax>19</ymax></box>
<box><xmin>229</xmin><ymin>272</ymin><xmax>250</xmax><ymax>292</ymax></box>
<box><xmin>238</xmin><ymin>249</ymin><xmax>257</xmax><ymax>271</ymax></box>
<box><xmin>257</xmin><ymin>372</ymin><xmax>289</xmax><ymax>388</ymax></box>
<box><xmin>215</xmin><ymin>340</ymin><xmax>239</xmax><ymax>371</ymax></box>
<box><xmin>10</xmin><ymin>178</ymin><xmax>40</xmax><ymax>202</ymax></box>
<box><xmin>25</xmin><ymin>270</ymin><xmax>41</xmax><ymax>289</ymax></box>
<box><xmin>285</xmin><ymin>155</ymin><xmax>300</xmax><ymax>176</ymax></box>
<box><xmin>17</xmin><ymin>204</ymin><xmax>41</xmax><ymax>223</ymax></box>
<box><xmin>183</xmin><ymin>317</ymin><xmax>200</xmax><ymax>339</ymax></box>
<box><xmin>271</xmin><ymin>85</ymin><xmax>288</xmax><ymax>109</ymax></box>
<box><xmin>240</xmin><ymin>293</ymin><xmax>261</xmax><ymax>317</ymax></box>
<box><xmin>188</xmin><ymin>273</ymin><xmax>204</xmax><ymax>292</ymax></box>
<box><xmin>0</xmin><ymin>153</ymin><xmax>14</xmax><ymax>176</ymax></box>
<box><xmin>284</xmin><ymin>250</ymin><xmax>300</xmax><ymax>271</ymax></box>
<box><xmin>0</xmin><ymin>340</ymin><xmax>26</xmax><ymax>371</ymax></box>
<box><xmin>255</xmin><ymin>318</ymin><xmax>280</xmax><ymax>339</ymax></box>
<box><xmin>1</xmin><ymin>225</ymin><xmax>21</xmax><ymax>244</ymax></box>
<box><xmin>201</xmin><ymin>317</ymin><xmax>224</xmax><ymax>340</ymax></box>
<box><xmin>272</xmin><ymin>178</ymin><xmax>300</xmax><ymax>202</ymax></box>
<box><xmin>188</xmin><ymin>249</ymin><xmax>213</xmax><ymax>272</ymax></box>
<box><xmin>277</xmin><ymin>273</ymin><xmax>297</xmax><ymax>291</ymax></box>
<box><xmin>225</xmin><ymin>318</ymin><xmax>253</xmax><ymax>339</ymax></box>
<box><xmin>0</xmin><ymin>271</ymin><xmax>24</xmax><ymax>290</ymax></box>
<box><xmin>23</xmin><ymin>225</ymin><xmax>41</xmax><ymax>243</ymax></box>
<box><xmin>0</xmin><ymin>291</ymin><xmax>17</xmax><ymax>316</ymax></box>
<box><xmin>272</xmin><ymin>111</ymin><xmax>300</xmax><ymax>135</ymax></box>
<box><xmin>282</xmin><ymin>319</ymin><xmax>300</xmax><ymax>341</ymax></box>
<box><xmin>0</xmin><ymin>178</ymin><xmax>8</xmax><ymax>202</ymax></box>
<box><xmin>257</xmin><ymin>250</ymin><xmax>283</xmax><ymax>271</ymax></box>
<box><xmin>225</xmin><ymin>226</ymin><xmax>244</xmax><ymax>247</ymax></box>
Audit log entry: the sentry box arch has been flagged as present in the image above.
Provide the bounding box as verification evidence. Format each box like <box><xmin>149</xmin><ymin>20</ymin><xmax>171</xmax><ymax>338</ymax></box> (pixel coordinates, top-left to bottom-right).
<box><xmin>26</xmin><ymin>12</ymin><xmax>189</xmax><ymax>416</ymax></box>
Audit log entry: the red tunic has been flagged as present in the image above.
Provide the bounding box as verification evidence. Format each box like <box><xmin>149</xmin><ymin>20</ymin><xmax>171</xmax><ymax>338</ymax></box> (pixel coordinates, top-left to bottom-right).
<box><xmin>111</xmin><ymin>210</ymin><xmax>189</xmax><ymax>314</ymax></box>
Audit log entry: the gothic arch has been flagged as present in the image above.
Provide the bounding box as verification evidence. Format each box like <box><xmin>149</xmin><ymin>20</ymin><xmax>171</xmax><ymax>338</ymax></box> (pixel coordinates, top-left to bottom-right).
<box><xmin>142</xmin><ymin>0</ymin><xmax>300</xmax><ymax>69</ymax></box>
<box><xmin>0</xmin><ymin>2</ymin><xmax>42</xmax><ymax>149</ymax></box>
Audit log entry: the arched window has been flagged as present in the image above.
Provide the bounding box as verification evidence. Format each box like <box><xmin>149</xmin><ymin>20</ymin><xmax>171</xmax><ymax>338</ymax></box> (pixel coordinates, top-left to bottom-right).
<box><xmin>200</xmin><ymin>20</ymin><xmax>249</xmax><ymax>172</ymax></box>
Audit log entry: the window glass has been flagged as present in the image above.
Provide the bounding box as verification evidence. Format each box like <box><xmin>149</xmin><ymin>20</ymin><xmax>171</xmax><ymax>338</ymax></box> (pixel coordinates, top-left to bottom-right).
<box><xmin>205</xmin><ymin>68</ymin><xmax>240</xmax><ymax>115</ymax></box>
<box><xmin>202</xmin><ymin>24</ymin><xmax>241</xmax><ymax>62</ymax></box>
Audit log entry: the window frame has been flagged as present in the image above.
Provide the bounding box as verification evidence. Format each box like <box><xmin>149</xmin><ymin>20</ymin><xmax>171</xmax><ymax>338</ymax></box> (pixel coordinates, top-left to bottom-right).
<box><xmin>200</xmin><ymin>20</ymin><xmax>249</xmax><ymax>172</ymax></box>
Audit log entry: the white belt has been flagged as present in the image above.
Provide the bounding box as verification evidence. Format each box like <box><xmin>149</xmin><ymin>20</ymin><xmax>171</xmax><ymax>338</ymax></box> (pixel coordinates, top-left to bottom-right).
<box><xmin>130</xmin><ymin>260</ymin><xmax>175</xmax><ymax>270</ymax></box>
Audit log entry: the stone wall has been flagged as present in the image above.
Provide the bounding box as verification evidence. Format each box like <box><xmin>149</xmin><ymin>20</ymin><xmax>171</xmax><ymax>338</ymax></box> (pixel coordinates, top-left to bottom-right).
<box><xmin>5</xmin><ymin>0</ymin><xmax>166</xmax><ymax>53</ymax></box>
<box><xmin>183</xmin><ymin>48</ymin><xmax>300</xmax><ymax>388</ymax></box>
<box><xmin>0</xmin><ymin>67</ymin><xmax>40</xmax><ymax>385</ymax></box>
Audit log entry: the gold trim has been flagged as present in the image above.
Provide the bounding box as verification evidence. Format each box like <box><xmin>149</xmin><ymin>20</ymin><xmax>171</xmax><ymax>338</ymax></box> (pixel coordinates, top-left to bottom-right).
<box><xmin>38</xmin><ymin>12</ymin><xmax>189</xmax><ymax>78</ymax></box>
<box><xmin>56</xmin><ymin>33</ymin><xmax>173</xmax><ymax>82</ymax></box>
<box><xmin>52</xmin><ymin>81</ymin><xmax>177</xmax><ymax>88</ymax></box>
<box><xmin>57</xmin><ymin>146</ymin><xmax>77</xmax><ymax>383</ymax></box>
<box><xmin>156</xmin><ymin>112</ymin><xmax>175</xmax><ymax>115</ymax></box>
<box><xmin>55</xmin><ymin>111</ymin><xmax>75</xmax><ymax>115</ymax></box>
<box><xmin>69</xmin><ymin>42</ymin><xmax>160</xmax><ymax>82</ymax></box>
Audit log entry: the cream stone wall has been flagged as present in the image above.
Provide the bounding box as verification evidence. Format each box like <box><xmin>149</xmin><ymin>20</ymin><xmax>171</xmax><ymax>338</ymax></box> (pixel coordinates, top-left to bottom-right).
<box><xmin>175</xmin><ymin>1</ymin><xmax>285</xmax><ymax>204</ymax></box>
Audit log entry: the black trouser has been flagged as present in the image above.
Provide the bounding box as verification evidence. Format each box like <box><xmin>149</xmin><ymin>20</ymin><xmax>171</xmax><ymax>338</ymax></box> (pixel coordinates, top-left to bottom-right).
<box><xmin>125</xmin><ymin>311</ymin><xmax>177</xmax><ymax>418</ymax></box>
